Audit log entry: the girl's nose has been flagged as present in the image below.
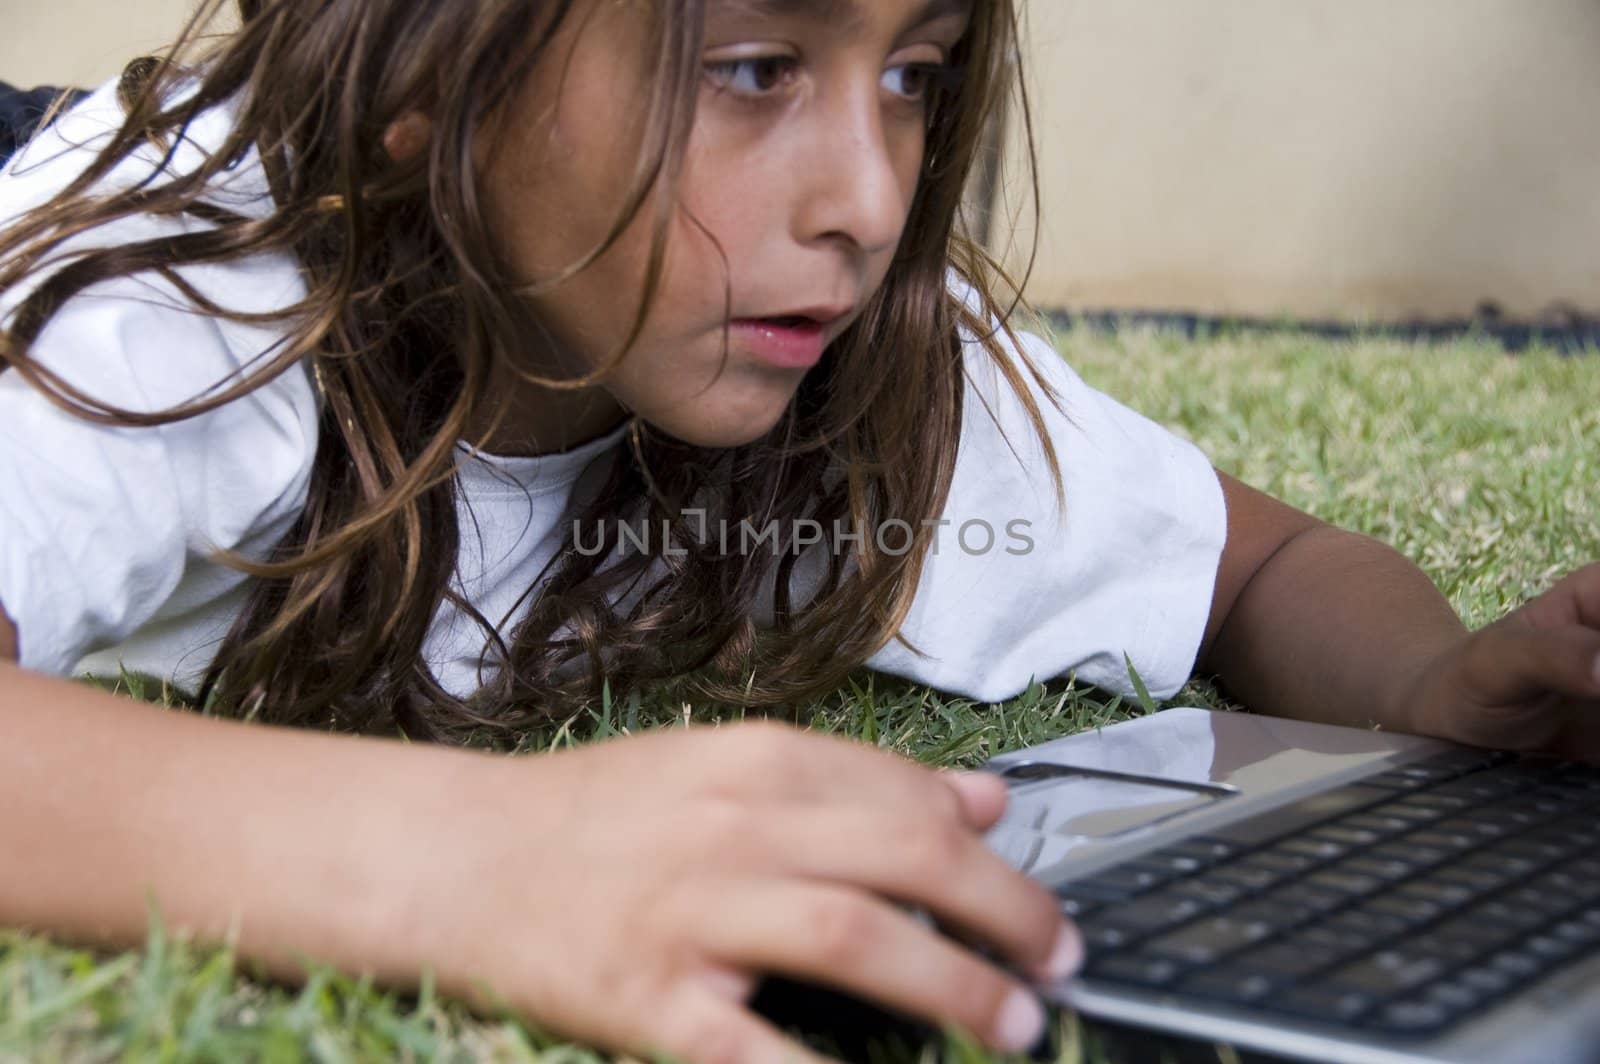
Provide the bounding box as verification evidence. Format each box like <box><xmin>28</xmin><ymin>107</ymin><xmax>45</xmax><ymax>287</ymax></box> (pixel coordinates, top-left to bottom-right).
<box><xmin>792</xmin><ymin>94</ymin><xmax>911</xmax><ymax>258</ymax></box>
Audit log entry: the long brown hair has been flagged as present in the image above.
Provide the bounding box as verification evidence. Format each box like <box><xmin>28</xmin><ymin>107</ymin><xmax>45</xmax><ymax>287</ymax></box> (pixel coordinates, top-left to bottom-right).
<box><xmin>0</xmin><ymin>0</ymin><xmax>1059</xmax><ymax>742</ymax></box>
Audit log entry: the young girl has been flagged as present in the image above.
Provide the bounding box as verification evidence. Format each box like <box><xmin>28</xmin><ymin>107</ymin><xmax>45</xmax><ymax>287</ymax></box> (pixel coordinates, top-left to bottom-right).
<box><xmin>2</xmin><ymin>0</ymin><xmax>1598</xmax><ymax>1060</ymax></box>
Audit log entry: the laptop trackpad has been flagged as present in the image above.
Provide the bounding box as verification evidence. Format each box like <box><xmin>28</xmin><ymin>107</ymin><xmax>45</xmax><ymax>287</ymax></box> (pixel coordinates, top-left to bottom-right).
<box><xmin>981</xmin><ymin>706</ymin><xmax>1441</xmax><ymax>875</ymax></box>
<box><xmin>1000</xmin><ymin>769</ymin><xmax>1228</xmax><ymax>838</ymax></box>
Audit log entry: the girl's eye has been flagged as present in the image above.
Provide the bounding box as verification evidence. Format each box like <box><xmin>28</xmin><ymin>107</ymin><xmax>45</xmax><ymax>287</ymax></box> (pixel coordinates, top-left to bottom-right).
<box><xmin>881</xmin><ymin>63</ymin><xmax>950</xmax><ymax>103</ymax></box>
<box><xmin>703</xmin><ymin>56</ymin><xmax>798</xmax><ymax>96</ymax></box>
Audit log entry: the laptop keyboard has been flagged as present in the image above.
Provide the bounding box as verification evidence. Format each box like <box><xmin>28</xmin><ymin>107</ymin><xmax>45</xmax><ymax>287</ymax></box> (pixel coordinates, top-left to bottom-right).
<box><xmin>1057</xmin><ymin>749</ymin><xmax>1600</xmax><ymax>1039</ymax></box>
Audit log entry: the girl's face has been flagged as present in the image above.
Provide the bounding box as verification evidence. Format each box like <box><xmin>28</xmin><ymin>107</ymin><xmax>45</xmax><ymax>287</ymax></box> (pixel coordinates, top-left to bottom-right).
<box><xmin>475</xmin><ymin>0</ymin><xmax>974</xmax><ymax>451</ymax></box>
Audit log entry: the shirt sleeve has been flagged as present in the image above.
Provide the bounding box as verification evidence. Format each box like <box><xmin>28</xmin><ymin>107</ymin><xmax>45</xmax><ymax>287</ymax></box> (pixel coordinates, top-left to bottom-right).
<box><xmin>0</xmin><ymin>77</ymin><xmax>316</xmax><ymax>679</ymax></box>
<box><xmin>864</xmin><ymin>325</ymin><xmax>1228</xmax><ymax>703</ymax></box>
<box><xmin>0</xmin><ymin>270</ymin><xmax>318</xmax><ymax>677</ymax></box>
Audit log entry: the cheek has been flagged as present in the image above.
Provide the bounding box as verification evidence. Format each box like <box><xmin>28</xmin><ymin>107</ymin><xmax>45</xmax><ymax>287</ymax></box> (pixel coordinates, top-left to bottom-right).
<box><xmin>482</xmin><ymin>131</ymin><xmax>643</xmax><ymax>289</ymax></box>
<box><xmin>671</xmin><ymin>145</ymin><xmax>764</xmax><ymax>286</ymax></box>
<box><xmin>476</xmin><ymin>6</ymin><xmax>656</xmax><ymax>288</ymax></box>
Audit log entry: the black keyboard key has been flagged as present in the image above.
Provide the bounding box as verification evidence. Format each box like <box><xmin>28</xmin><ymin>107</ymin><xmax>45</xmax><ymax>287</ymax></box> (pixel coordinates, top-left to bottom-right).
<box><xmin>1203</xmin><ymin>785</ymin><xmax>1391</xmax><ymax>847</ymax></box>
<box><xmin>1470</xmin><ymin>898</ymin><xmax>1549</xmax><ymax>932</ymax></box>
<box><xmin>1458</xmin><ymin>966</ymin><xmax>1515</xmax><ymax>996</ymax></box>
<box><xmin>1066</xmin><ymin>863</ymin><xmax>1170</xmax><ymax>900</ymax></box>
<box><xmin>1276</xmin><ymin>836</ymin><xmax>1351</xmax><ymax>862</ymax></box>
<box><xmin>1423</xmin><ymin>980</ymin><xmax>1489</xmax><ymax>1013</ymax></box>
<box><xmin>1157</xmin><ymin>838</ymin><xmax>1240</xmax><ymax>865</ymax></box>
<box><xmin>1079</xmin><ymin>922</ymin><xmax>1135</xmax><ymax>951</ymax></box>
<box><xmin>1178</xmin><ymin>968</ymin><xmax>1277</xmax><ymax>1004</ymax></box>
<box><xmin>1303</xmin><ymin>869</ymin><xmax>1387</xmax><ymax>897</ymax></box>
<box><xmin>1491</xmin><ymin>812</ymin><xmax>1568</xmax><ymax>838</ymax></box>
<box><xmin>1557</xmin><ymin>823</ymin><xmax>1600</xmax><ymax>847</ymax></box>
<box><xmin>1341</xmin><ymin>812</ymin><xmax>1416</xmax><ymax>836</ymax></box>
<box><xmin>1522</xmin><ymin>828</ymin><xmax>1592</xmax><ymax>856</ymax></box>
<box><xmin>1360</xmin><ymin>895</ymin><xmax>1443</xmax><ymax>927</ymax></box>
<box><xmin>1226</xmin><ymin>899</ymin><xmax>1317</xmax><ymax>935</ymax></box>
<box><xmin>1297</xmin><ymin>924</ymin><xmax>1382</xmax><ymax>958</ymax></box>
<box><xmin>1339</xmin><ymin>855</ymin><xmax>1416</xmax><ymax>882</ymax></box>
<box><xmin>1466</xmin><ymin>806</ymin><xmax>1545</xmax><ymax>831</ymax></box>
<box><xmin>1400</xmin><ymin>933</ymin><xmax>1480</xmax><ymax>965</ymax></box>
<box><xmin>1521</xmin><ymin>789</ymin><xmax>1594</xmax><ymax>816</ymax></box>
<box><xmin>1418</xmin><ymin>749</ymin><xmax>1514</xmax><ymax>774</ymax></box>
<box><xmin>1433</xmin><ymin>815</ymin><xmax>1512</xmax><ymax>841</ymax></box>
<box><xmin>1430</xmin><ymin>773</ymin><xmax>1532</xmax><ymax>803</ymax></box>
<box><xmin>1364</xmin><ymin>772</ymin><xmax>1430</xmax><ymax>791</ymax></box>
<box><xmin>1265</xmin><ymin>986</ymin><xmax>1375</xmax><ymax>1023</ymax></box>
<box><xmin>1324</xmin><ymin>906</ymin><xmax>1412</xmax><ymax>940</ymax></box>
<box><xmin>1144</xmin><ymin>917</ymin><xmax>1275</xmax><ymax>965</ymax></box>
<box><xmin>1084</xmin><ymin>952</ymin><xmax>1184</xmax><ymax>988</ymax></box>
<box><xmin>1309</xmin><ymin>825</ymin><xmax>1383</xmax><ymax>847</ymax></box>
<box><xmin>1428</xmin><ymin>863</ymin><xmax>1512</xmax><ymax>894</ymax></box>
<box><xmin>1557</xmin><ymin>763</ymin><xmax>1600</xmax><ymax>789</ymax></box>
<box><xmin>1524</xmin><ymin>933</ymin><xmax>1583</xmax><ymax>961</ymax></box>
<box><xmin>1531</xmin><ymin>786</ymin><xmax>1600</xmax><ymax>814</ymax></box>
<box><xmin>1239</xmin><ymin>850</ymin><xmax>1319</xmax><ymax>876</ymax></box>
<box><xmin>1377</xmin><ymin>799</ymin><xmax>1450</xmax><ymax>824</ymax></box>
<box><xmin>1324</xmin><ymin>950</ymin><xmax>1446</xmax><ymax>996</ymax></box>
<box><xmin>1206</xmin><ymin>864</ymin><xmax>1285</xmax><ymax>893</ymax></box>
<box><xmin>1404</xmin><ymin>828</ymin><xmax>1480</xmax><ymax>853</ymax></box>
<box><xmin>1503</xmin><ymin>883</ymin><xmax>1579</xmax><ymax>920</ymax></box>
<box><xmin>1390</xmin><ymin>757</ymin><xmax>1474</xmax><ymax>782</ymax></box>
<box><xmin>1132</xmin><ymin>851</ymin><xmax>1207</xmax><ymax>877</ymax></box>
<box><xmin>1395</xmin><ymin>879</ymin><xmax>1477</xmax><ymax>911</ymax></box>
<box><xmin>1496</xmin><ymin>760</ymin><xmax>1570</xmax><ymax>785</ymax></box>
<box><xmin>1367</xmin><ymin>841</ymin><xmax>1450</xmax><ymax>869</ymax></box>
<box><xmin>1363</xmin><ymin>999</ymin><xmax>1453</xmax><ymax>1035</ymax></box>
<box><xmin>1403</xmin><ymin>793</ymin><xmax>1474</xmax><ymax>814</ymax></box>
<box><xmin>1057</xmin><ymin>894</ymin><xmax>1102</xmax><ymax>920</ymax></box>
<box><xmin>1231</xmin><ymin>940</ymin><xmax>1344</xmax><ymax>980</ymax></box>
<box><xmin>1457</xmin><ymin>851</ymin><xmax>1538</xmax><ymax>879</ymax></box>
<box><xmin>1531</xmin><ymin>867</ymin><xmax>1600</xmax><ymax>903</ymax></box>
<box><xmin>1552</xmin><ymin>918</ymin><xmax>1600</xmax><ymax>946</ymax></box>
<box><xmin>1490</xmin><ymin>951</ymin><xmax>1543</xmax><ymax>979</ymax></box>
<box><xmin>1082</xmin><ymin>892</ymin><xmax>1210</xmax><ymax>939</ymax></box>
<box><xmin>1426</xmin><ymin>915</ymin><xmax>1518</xmax><ymax>954</ymax></box>
<box><xmin>1260</xmin><ymin>883</ymin><xmax>1348</xmax><ymax>915</ymax></box>
<box><xmin>1169</xmin><ymin>876</ymin><xmax>1246</xmax><ymax>907</ymax></box>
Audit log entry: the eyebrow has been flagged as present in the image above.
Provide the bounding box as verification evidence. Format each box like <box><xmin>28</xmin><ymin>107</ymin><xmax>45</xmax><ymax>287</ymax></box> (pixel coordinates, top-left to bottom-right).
<box><xmin>721</xmin><ymin>0</ymin><xmax>973</xmax><ymax>36</ymax></box>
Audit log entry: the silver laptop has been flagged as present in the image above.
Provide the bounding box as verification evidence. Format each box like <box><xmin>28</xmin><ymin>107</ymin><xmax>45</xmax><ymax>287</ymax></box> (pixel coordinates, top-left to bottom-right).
<box><xmin>981</xmin><ymin>707</ymin><xmax>1600</xmax><ymax>1064</ymax></box>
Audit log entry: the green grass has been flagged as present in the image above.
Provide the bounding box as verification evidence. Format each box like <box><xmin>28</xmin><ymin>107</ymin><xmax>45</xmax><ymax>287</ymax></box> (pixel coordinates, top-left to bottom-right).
<box><xmin>5</xmin><ymin>326</ymin><xmax>1599</xmax><ymax>1062</ymax></box>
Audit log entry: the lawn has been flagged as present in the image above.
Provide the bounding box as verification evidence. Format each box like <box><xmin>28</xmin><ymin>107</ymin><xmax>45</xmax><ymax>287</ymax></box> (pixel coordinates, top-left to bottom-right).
<box><xmin>3</xmin><ymin>324</ymin><xmax>1597</xmax><ymax>1062</ymax></box>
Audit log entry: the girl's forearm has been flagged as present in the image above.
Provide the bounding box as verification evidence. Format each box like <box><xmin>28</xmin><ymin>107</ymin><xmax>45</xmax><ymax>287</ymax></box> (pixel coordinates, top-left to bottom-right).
<box><xmin>1203</xmin><ymin>525</ymin><xmax>1467</xmax><ymax>735</ymax></box>
<box><xmin>0</xmin><ymin>661</ymin><xmax>494</xmax><ymax>988</ymax></box>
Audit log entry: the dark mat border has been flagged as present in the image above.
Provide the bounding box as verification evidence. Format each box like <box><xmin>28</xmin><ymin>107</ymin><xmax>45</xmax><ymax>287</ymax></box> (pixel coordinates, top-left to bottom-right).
<box><xmin>1048</xmin><ymin>306</ymin><xmax>1600</xmax><ymax>355</ymax></box>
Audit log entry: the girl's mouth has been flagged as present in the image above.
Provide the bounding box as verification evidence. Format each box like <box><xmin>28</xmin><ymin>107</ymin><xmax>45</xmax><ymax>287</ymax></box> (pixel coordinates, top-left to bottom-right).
<box><xmin>730</xmin><ymin>315</ymin><xmax>831</xmax><ymax>370</ymax></box>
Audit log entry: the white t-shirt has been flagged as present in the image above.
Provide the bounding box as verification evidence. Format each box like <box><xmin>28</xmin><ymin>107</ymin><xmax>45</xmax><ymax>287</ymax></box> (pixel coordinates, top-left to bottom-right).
<box><xmin>0</xmin><ymin>80</ymin><xmax>1228</xmax><ymax>705</ymax></box>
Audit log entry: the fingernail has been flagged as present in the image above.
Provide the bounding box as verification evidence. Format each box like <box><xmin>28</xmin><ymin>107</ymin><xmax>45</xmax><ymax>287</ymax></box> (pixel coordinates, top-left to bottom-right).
<box><xmin>940</xmin><ymin>770</ymin><xmax>1008</xmax><ymax>815</ymax></box>
<box><xmin>943</xmin><ymin>768</ymin><xmax>1003</xmax><ymax>790</ymax></box>
<box><xmin>993</xmin><ymin>988</ymin><xmax>1046</xmax><ymax>1053</ymax></box>
<box><xmin>1044</xmin><ymin>921</ymin><xmax>1084</xmax><ymax>982</ymax></box>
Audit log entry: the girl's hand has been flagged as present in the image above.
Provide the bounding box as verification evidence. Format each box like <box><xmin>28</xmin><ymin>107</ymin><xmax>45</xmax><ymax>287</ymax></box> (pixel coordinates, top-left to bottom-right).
<box><xmin>1408</xmin><ymin>562</ymin><xmax>1600</xmax><ymax>760</ymax></box>
<box><xmin>408</xmin><ymin>721</ymin><xmax>1081</xmax><ymax>1063</ymax></box>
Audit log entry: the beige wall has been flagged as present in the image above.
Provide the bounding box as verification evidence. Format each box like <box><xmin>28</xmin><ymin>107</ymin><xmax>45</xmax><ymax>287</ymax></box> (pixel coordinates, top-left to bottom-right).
<box><xmin>9</xmin><ymin>0</ymin><xmax>1599</xmax><ymax>323</ymax></box>
<box><xmin>994</xmin><ymin>0</ymin><xmax>1600</xmax><ymax>321</ymax></box>
<box><xmin>2</xmin><ymin>0</ymin><xmax>213</xmax><ymax>89</ymax></box>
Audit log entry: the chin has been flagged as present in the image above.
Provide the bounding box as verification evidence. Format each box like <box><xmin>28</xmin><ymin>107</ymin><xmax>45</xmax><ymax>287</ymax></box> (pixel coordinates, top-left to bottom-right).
<box><xmin>645</xmin><ymin>403</ymin><xmax>793</xmax><ymax>450</ymax></box>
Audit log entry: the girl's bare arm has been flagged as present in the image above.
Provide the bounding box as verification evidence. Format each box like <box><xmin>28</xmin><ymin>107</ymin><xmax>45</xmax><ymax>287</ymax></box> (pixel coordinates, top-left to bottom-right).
<box><xmin>0</xmin><ymin>640</ymin><xmax>489</xmax><ymax>990</ymax></box>
<box><xmin>0</xmin><ymin>597</ymin><xmax>1075</xmax><ymax>1062</ymax></box>
<box><xmin>1199</xmin><ymin>471</ymin><xmax>1600</xmax><ymax>757</ymax></box>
